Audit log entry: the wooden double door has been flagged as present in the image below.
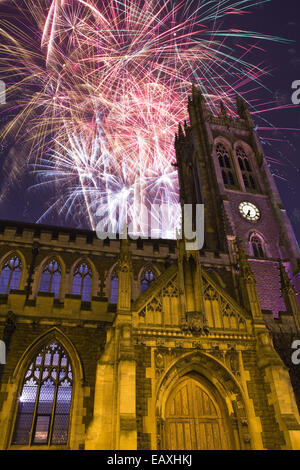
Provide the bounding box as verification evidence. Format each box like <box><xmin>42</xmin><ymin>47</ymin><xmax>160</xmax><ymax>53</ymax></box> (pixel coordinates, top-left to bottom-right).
<box><xmin>164</xmin><ymin>376</ymin><xmax>231</xmax><ymax>450</ymax></box>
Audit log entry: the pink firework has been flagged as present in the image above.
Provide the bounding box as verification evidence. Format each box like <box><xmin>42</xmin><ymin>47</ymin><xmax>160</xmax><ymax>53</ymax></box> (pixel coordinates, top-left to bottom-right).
<box><xmin>0</xmin><ymin>0</ymin><xmax>290</xmax><ymax>233</ymax></box>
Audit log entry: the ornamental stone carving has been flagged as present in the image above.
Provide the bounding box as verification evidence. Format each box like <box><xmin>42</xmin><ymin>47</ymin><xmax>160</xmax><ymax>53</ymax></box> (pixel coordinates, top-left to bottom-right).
<box><xmin>181</xmin><ymin>311</ymin><xmax>209</xmax><ymax>336</ymax></box>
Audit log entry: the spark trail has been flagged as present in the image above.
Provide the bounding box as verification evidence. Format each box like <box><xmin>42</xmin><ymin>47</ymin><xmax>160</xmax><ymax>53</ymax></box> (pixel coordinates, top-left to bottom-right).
<box><xmin>0</xmin><ymin>0</ymin><xmax>291</xmax><ymax>235</ymax></box>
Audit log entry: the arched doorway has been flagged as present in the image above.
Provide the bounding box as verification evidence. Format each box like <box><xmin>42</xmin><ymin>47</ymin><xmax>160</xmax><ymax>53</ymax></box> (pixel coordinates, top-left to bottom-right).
<box><xmin>163</xmin><ymin>375</ymin><xmax>231</xmax><ymax>450</ymax></box>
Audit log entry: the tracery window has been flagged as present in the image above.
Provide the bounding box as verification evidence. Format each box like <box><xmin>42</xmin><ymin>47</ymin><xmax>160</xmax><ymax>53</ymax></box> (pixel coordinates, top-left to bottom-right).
<box><xmin>236</xmin><ymin>146</ymin><xmax>257</xmax><ymax>191</ymax></box>
<box><xmin>216</xmin><ymin>143</ymin><xmax>237</xmax><ymax>189</ymax></box>
<box><xmin>0</xmin><ymin>255</ymin><xmax>22</xmax><ymax>294</ymax></box>
<box><xmin>141</xmin><ymin>269</ymin><xmax>156</xmax><ymax>293</ymax></box>
<box><xmin>250</xmin><ymin>233</ymin><xmax>265</xmax><ymax>258</ymax></box>
<box><xmin>40</xmin><ymin>259</ymin><xmax>61</xmax><ymax>299</ymax></box>
<box><xmin>12</xmin><ymin>342</ymin><xmax>73</xmax><ymax>446</ymax></box>
<box><xmin>110</xmin><ymin>271</ymin><xmax>118</xmax><ymax>304</ymax></box>
<box><xmin>72</xmin><ymin>262</ymin><xmax>92</xmax><ymax>301</ymax></box>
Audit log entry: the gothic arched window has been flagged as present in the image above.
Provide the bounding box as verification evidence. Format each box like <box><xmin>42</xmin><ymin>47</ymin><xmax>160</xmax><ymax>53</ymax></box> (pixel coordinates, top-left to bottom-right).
<box><xmin>110</xmin><ymin>271</ymin><xmax>118</xmax><ymax>304</ymax></box>
<box><xmin>72</xmin><ymin>262</ymin><xmax>92</xmax><ymax>301</ymax></box>
<box><xmin>250</xmin><ymin>233</ymin><xmax>265</xmax><ymax>258</ymax></box>
<box><xmin>236</xmin><ymin>146</ymin><xmax>257</xmax><ymax>191</ymax></box>
<box><xmin>216</xmin><ymin>143</ymin><xmax>237</xmax><ymax>189</ymax></box>
<box><xmin>40</xmin><ymin>259</ymin><xmax>61</xmax><ymax>299</ymax></box>
<box><xmin>141</xmin><ymin>269</ymin><xmax>156</xmax><ymax>293</ymax></box>
<box><xmin>12</xmin><ymin>342</ymin><xmax>73</xmax><ymax>446</ymax></box>
<box><xmin>0</xmin><ymin>254</ymin><xmax>22</xmax><ymax>294</ymax></box>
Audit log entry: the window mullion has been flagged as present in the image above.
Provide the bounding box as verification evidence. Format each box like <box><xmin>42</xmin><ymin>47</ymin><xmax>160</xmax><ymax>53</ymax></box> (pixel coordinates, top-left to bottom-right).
<box><xmin>48</xmin><ymin>351</ymin><xmax>62</xmax><ymax>445</ymax></box>
<box><xmin>12</xmin><ymin>342</ymin><xmax>72</xmax><ymax>448</ymax></box>
<box><xmin>29</xmin><ymin>380</ymin><xmax>42</xmax><ymax>446</ymax></box>
<box><xmin>6</xmin><ymin>267</ymin><xmax>13</xmax><ymax>294</ymax></box>
<box><xmin>80</xmin><ymin>275</ymin><xmax>84</xmax><ymax>297</ymax></box>
<box><xmin>48</xmin><ymin>375</ymin><xmax>59</xmax><ymax>446</ymax></box>
<box><xmin>29</xmin><ymin>350</ymin><xmax>46</xmax><ymax>446</ymax></box>
<box><xmin>49</xmin><ymin>270</ymin><xmax>53</xmax><ymax>293</ymax></box>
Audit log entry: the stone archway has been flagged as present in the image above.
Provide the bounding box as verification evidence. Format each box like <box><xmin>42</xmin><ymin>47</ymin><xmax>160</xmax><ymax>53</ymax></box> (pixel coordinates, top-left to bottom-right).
<box><xmin>155</xmin><ymin>351</ymin><xmax>251</xmax><ymax>450</ymax></box>
<box><xmin>163</xmin><ymin>374</ymin><xmax>230</xmax><ymax>450</ymax></box>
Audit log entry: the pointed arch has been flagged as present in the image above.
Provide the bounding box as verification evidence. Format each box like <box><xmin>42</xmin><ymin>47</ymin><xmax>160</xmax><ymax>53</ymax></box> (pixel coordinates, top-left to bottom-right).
<box><xmin>164</xmin><ymin>375</ymin><xmax>229</xmax><ymax>449</ymax></box>
<box><xmin>214</xmin><ymin>139</ymin><xmax>238</xmax><ymax>190</ymax></box>
<box><xmin>156</xmin><ymin>351</ymin><xmax>251</xmax><ymax>450</ymax></box>
<box><xmin>249</xmin><ymin>231</ymin><xmax>266</xmax><ymax>258</ymax></box>
<box><xmin>70</xmin><ymin>256</ymin><xmax>98</xmax><ymax>300</ymax></box>
<box><xmin>8</xmin><ymin>328</ymin><xmax>84</xmax><ymax>449</ymax></box>
<box><xmin>0</xmin><ymin>250</ymin><xmax>25</xmax><ymax>294</ymax></box>
<box><xmin>234</xmin><ymin>142</ymin><xmax>259</xmax><ymax>192</ymax></box>
<box><xmin>71</xmin><ymin>259</ymin><xmax>93</xmax><ymax>301</ymax></box>
<box><xmin>38</xmin><ymin>256</ymin><xmax>65</xmax><ymax>299</ymax></box>
<box><xmin>12</xmin><ymin>342</ymin><xmax>73</xmax><ymax>445</ymax></box>
<box><xmin>13</xmin><ymin>328</ymin><xmax>84</xmax><ymax>382</ymax></box>
<box><xmin>138</xmin><ymin>264</ymin><xmax>160</xmax><ymax>293</ymax></box>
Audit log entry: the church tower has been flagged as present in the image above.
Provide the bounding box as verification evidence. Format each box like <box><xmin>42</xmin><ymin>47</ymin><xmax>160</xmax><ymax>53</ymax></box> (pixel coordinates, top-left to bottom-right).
<box><xmin>175</xmin><ymin>85</ymin><xmax>300</xmax><ymax>322</ymax></box>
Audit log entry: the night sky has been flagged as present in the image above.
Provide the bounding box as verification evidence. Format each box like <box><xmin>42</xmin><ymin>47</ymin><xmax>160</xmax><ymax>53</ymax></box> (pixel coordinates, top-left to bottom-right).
<box><xmin>0</xmin><ymin>0</ymin><xmax>300</xmax><ymax>242</ymax></box>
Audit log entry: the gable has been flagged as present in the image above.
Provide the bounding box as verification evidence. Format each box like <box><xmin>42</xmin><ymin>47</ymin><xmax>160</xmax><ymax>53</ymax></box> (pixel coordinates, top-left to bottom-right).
<box><xmin>133</xmin><ymin>262</ymin><xmax>251</xmax><ymax>333</ymax></box>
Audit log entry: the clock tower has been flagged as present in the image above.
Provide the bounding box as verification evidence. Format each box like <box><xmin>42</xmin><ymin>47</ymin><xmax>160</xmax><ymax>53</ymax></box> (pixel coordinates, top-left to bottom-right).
<box><xmin>175</xmin><ymin>85</ymin><xmax>300</xmax><ymax>320</ymax></box>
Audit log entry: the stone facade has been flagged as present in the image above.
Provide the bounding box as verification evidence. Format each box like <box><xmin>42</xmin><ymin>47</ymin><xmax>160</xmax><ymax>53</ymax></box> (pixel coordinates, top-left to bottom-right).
<box><xmin>0</xmin><ymin>90</ymin><xmax>300</xmax><ymax>449</ymax></box>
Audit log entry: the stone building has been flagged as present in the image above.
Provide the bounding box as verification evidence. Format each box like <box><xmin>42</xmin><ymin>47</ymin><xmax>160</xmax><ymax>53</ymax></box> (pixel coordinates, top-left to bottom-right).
<box><xmin>0</xmin><ymin>88</ymin><xmax>300</xmax><ymax>450</ymax></box>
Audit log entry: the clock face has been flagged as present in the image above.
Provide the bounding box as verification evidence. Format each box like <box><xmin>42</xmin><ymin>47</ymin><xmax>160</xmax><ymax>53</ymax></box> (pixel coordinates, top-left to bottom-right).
<box><xmin>239</xmin><ymin>201</ymin><xmax>260</xmax><ymax>221</ymax></box>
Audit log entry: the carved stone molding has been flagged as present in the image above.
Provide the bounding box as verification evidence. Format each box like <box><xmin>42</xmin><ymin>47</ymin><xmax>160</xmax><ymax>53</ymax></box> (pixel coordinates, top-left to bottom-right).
<box><xmin>155</xmin><ymin>350</ymin><xmax>251</xmax><ymax>449</ymax></box>
<box><xmin>181</xmin><ymin>311</ymin><xmax>209</xmax><ymax>336</ymax></box>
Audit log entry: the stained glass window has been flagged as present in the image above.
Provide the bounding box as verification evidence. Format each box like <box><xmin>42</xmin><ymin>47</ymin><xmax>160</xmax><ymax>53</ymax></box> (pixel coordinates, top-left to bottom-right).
<box><xmin>72</xmin><ymin>262</ymin><xmax>92</xmax><ymax>301</ymax></box>
<box><xmin>0</xmin><ymin>255</ymin><xmax>22</xmax><ymax>294</ymax></box>
<box><xmin>216</xmin><ymin>143</ymin><xmax>238</xmax><ymax>189</ymax></box>
<box><xmin>40</xmin><ymin>260</ymin><xmax>61</xmax><ymax>299</ymax></box>
<box><xmin>141</xmin><ymin>269</ymin><xmax>156</xmax><ymax>293</ymax></box>
<box><xmin>236</xmin><ymin>146</ymin><xmax>257</xmax><ymax>191</ymax></box>
<box><xmin>12</xmin><ymin>342</ymin><xmax>73</xmax><ymax>446</ymax></box>
<box><xmin>110</xmin><ymin>271</ymin><xmax>118</xmax><ymax>304</ymax></box>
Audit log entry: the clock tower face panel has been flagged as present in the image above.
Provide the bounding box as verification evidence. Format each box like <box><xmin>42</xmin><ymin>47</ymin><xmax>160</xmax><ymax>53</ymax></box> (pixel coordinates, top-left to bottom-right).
<box><xmin>239</xmin><ymin>201</ymin><xmax>260</xmax><ymax>222</ymax></box>
<box><xmin>226</xmin><ymin>192</ymin><xmax>281</xmax><ymax>258</ymax></box>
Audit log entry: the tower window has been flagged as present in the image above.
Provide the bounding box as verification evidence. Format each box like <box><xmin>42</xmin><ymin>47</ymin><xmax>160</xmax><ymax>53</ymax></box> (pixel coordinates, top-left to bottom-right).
<box><xmin>141</xmin><ymin>269</ymin><xmax>156</xmax><ymax>293</ymax></box>
<box><xmin>0</xmin><ymin>254</ymin><xmax>22</xmax><ymax>294</ymax></box>
<box><xmin>216</xmin><ymin>143</ymin><xmax>237</xmax><ymax>189</ymax></box>
<box><xmin>12</xmin><ymin>342</ymin><xmax>73</xmax><ymax>446</ymax></box>
<box><xmin>236</xmin><ymin>146</ymin><xmax>257</xmax><ymax>191</ymax></box>
<box><xmin>40</xmin><ymin>259</ymin><xmax>61</xmax><ymax>299</ymax></box>
<box><xmin>72</xmin><ymin>262</ymin><xmax>92</xmax><ymax>301</ymax></box>
<box><xmin>110</xmin><ymin>271</ymin><xmax>118</xmax><ymax>304</ymax></box>
<box><xmin>250</xmin><ymin>233</ymin><xmax>265</xmax><ymax>258</ymax></box>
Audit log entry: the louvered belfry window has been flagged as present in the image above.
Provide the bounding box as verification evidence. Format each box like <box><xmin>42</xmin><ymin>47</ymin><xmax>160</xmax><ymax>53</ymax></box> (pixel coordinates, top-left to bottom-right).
<box><xmin>216</xmin><ymin>143</ymin><xmax>238</xmax><ymax>189</ymax></box>
<box><xmin>236</xmin><ymin>146</ymin><xmax>257</xmax><ymax>190</ymax></box>
<box><xmin>12</xmin><ymin>342</ymin><xmax>73</xmax><ymax>446</ymax></box>
<box><xmin>250</xmin><ymin>234</ymin><xmax>265</xmax><ymax>258</ymax></box>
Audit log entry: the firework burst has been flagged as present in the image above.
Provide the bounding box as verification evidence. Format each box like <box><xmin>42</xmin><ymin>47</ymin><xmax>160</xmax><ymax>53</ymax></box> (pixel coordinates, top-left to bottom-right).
<box><xmin>0</xmin><ymin>0</ymin><xmax>290</xmax><ymax>235</ymax></box>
